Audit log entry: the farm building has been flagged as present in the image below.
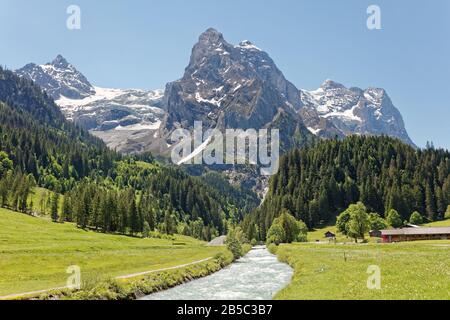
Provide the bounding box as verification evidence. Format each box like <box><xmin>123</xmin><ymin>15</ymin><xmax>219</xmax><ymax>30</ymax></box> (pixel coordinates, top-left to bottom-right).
<box><xmin>324</xmin><ymin>231</ymin><xmax>336</xmax><ymax>238</ymax></box>
<box><xmin>369</xmin><ymin>230</ymin><xmax>382</xmax><ymax>238</ymax></box>
<box><xmin>381</xmin><ymin>227</ymin><xmax>450</xmax><ymax>243</ymax></box>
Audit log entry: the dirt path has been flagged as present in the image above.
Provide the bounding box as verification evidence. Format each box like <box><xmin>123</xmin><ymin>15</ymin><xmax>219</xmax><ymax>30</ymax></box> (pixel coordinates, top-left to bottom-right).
<box><xmin>115</xmin><ymin>257</ymin><xmax>213</xmax><ymax>279</ymax></box>
<box><xmin>0</xmin><ymin>257</ymin><xmax>213</xmax><ymax>300</ymax></box>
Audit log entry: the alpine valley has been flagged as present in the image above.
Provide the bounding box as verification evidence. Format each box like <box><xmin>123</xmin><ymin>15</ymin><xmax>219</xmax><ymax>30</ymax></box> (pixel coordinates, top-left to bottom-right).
<box><xmin>1</xmin><ymin>27</ymin><xmax>449</xmax><ymax>301</ymax></box>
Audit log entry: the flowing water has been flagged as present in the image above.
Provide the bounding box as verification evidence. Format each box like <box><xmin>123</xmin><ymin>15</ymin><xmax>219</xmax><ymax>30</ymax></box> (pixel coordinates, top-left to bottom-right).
<box><xmin>141</xmin><ymin>246</ymin><xmax>293</xmax><ymax>300</ymax></box>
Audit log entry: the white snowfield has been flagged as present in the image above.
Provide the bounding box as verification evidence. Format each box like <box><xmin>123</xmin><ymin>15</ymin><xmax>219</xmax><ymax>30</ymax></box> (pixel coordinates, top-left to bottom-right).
<box><xmin>56</xmin><ymin>86</ymin><xmax>165</xmax><ymax>130</ymax></box>
<box><xmin>114</xmin><ymin>121</ymin><xmax>162</xmax><ymax>131</ymax></box>
<box><xmin>57</xmin><ymin>86</ymin><xmax>164</xmax><ymax>110</ymax></box>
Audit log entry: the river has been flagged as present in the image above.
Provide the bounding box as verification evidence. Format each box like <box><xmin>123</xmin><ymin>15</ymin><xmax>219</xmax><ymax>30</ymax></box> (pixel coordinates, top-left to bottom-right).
<box><xmin>141</xmin><ymin>246</ymin><xmax>293</xmax><ymax>300</ymax></box>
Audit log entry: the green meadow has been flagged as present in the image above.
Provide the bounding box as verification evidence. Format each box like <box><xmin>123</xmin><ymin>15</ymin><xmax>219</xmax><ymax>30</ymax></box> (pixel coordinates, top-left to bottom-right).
<box><xmin>307</xmin><ymin>218</ymin><xmax>450</xmax><ymax>244</ymax></box>
<box><xmin>0</xmin><ymin>208</ymin><xmax>226</xmax><ymax>297</ymax></box>
<box><xmin>424</xmin><ymin>219</ymin><xmax>450</xmax><ymax>227</ymax></box>
<box><xmin>28</xmin><ymin>187</ymin><xmax>63</xmax><ymax>216</ymax></box>
<box><xmin>275</xmin><ymin>241</ymin><xmax>450</xmax><ymax>300</ymax></box>
<box><xmin>307</xmin><ymin>224</ymin><xmax>378</xmax><ymax>243</ymax></box>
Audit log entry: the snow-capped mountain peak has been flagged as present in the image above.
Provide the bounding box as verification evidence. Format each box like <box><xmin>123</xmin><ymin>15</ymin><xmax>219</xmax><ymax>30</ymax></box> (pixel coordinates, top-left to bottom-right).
<box><xmin>320</xmin><ymin>79</ymin><xmax>346</xmax><ymax>90</ymax></box>
<box><xmin>51</xmin><ymin>54</ymin><xmax>71</xmax><ymax>69</ymax></box>
<box><xmin>300</xmin><ymin>80</ymin><xmax>415</xmax><ymax>146</ymax></box>
<box><xmin>16</xmin><ymin>56</ymin><xmax>165</xmax><ymax>153</ymax></box>
<box><xmin>163</xmin><ymin>27</ymin><xmax>306</xmax><ymax>144</ymax></box>
<box><xmin>199</xmin><ymin>28</ymin><xmax>225</xmax><ymax>44</ymax></box>
<box><xmin>16</xmin><ymin>54</ymin><xmax>95</xmax><ymax>100</ymax></box>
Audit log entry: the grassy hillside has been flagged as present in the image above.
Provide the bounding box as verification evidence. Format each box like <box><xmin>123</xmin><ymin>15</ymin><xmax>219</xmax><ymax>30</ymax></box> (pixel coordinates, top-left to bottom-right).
<box><xmin>275</xmin><ymin>241</ymin><xmax>450</xmax><ymax>300</ymax></box>
<box><xmin>307</xmin><ymin>225</ymin><xmax>346</xmax><ymax>243</ymax></box>
<box><xmin>307</xmin><ymin>224</ymin><xmax>378</xmax><ymax>243</ymax></box>
<box><xmin>28</xmin><ymin>187</ymin><xmax>63</xmax><ymax>216</ymax></box>
<box><xmin>424</xmin><ymin>218</ymin><xmax>450</xmax><ymax>227</ymax></box>
<box><xmin>0</xmin><ymin>208</ymin><xmax>226</xmax><ymax>296</ymax></box>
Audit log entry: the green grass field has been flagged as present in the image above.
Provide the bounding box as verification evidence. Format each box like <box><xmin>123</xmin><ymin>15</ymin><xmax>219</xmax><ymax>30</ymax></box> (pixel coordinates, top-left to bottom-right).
<box><xmin>424</xmin><ymin>219</ymin><xmax>450</xmax><ymax>227</ymax></box>
<box><xmin>275</xmin><ymin>241</ymin><xmax>450</xmax><ymax>300</ymax></box>
<box><xmin>0</xmin><ymin>208</ymin><xmax>226</xmax><ymax>297</ymax></box>
<box><xmin>28</xmin><ymin>187</ymin><xmax>63</xmax><ymax>216</ymax></box>
<box><xmin>307</xmin><ymin>225</ymin><xmax>345</xmax><ymax>242</ymax></box>
<box><xmin>307</xmin><ymin>224</ymin><xmax>378</xmax><ymax>243</ymax></box>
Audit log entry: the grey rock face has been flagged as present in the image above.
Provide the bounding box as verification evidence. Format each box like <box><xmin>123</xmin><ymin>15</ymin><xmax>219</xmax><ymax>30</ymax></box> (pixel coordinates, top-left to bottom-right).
<box><xmin>161</xmin><ymin>28</ymin><xmax>311</xmax><ymax>152</ymax></box>
<box><xmin>299</xmin><ymin>80</ymin><xmax>415</xmax><ymax>146</ymax></box>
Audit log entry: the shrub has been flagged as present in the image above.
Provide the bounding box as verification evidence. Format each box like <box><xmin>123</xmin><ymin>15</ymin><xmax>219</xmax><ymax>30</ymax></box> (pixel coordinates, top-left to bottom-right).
<box><xmin>409</xmin><ymin>211</ymin><xmax>423</xmax><ymax>225</ymax></box>
<box><xmin>387</xmin><ymin>209</ymin><xmax>403</xmax><ymax>228</ymax></box>
<box><xmin>0</xmin><ymin>151</ymin><xmax>13</xmax><ymax>178</ymax></box>
<box><xmin>266</xmin><ymin>223</ymin><xmax>285</xmax><ymax>245</ymax></box>
<box><xmin>242</xmin><ymin>243</ymin><xmax>252</xmax><ymax>255</ymax></box>
<box><xmin>296</xmin><ymin>220</ymin><xmax>308</xmax><ymax>242</ymax></box>
<box><xmin>336</xmin><ymin>210</ymin><xmax>351</xmax><ymax>235</ymax></box>
<box><xmin>276</xmin><ymin>210</ymin><xmax>300</xmax><ymax>243</ymax></box>
<box><xmin>266</xmin><ymin>210</ymin><xmax>308</xmax><ymax>244</ymax></box>
<box><xmin>368</xmin><ymin>212</ymin><xmax>387</xmax><ymax>231</ymax></box>
<box><xmin>226</xmin><ymin>228</ymin><xmax>244</xmax><ymax>260</ymax></box>
<box><xmin>267</xmin><ymin>243</ymin><xmax>278</xmax><ymax>255</ymax></box>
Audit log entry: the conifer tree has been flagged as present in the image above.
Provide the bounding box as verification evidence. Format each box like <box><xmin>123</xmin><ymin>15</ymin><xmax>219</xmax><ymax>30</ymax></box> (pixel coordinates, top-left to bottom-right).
<box><xmin>51</xmin><ymin>193</ymin><xmax>59</xmax><ymax>222</ymax></box>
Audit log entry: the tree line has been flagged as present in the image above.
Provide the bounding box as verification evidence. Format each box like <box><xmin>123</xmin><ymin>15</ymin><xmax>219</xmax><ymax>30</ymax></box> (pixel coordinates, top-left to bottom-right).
<box><xmin>0</xmin><ymin>67</ymin><xmax>120</xmax><ymax>193</ymax></box>
<box><xmin>0</xmin><ymin>67</ymin><xmax>259</xmax><ymax>241</ymax></box>
<box><xmin>243</xmin><ymin>135</ymin><xmax>450</xmax><ymax>240</ymax></box>
<box><xmin>58</xmin><ymin>162</ymin><xmax>252</xmax><ymax>240</ymax></box>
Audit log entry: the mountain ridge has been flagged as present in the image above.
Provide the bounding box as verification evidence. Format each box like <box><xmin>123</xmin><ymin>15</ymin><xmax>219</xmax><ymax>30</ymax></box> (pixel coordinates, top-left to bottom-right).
<box><xmin>15</xmin><ymin>28</ymin><xmax>415</xmax><ymax>155</ymax></box>
<box><xmin>299</xmin><ymin>79</ymin><xmax>415</xmax><ymax>146</ymax></box>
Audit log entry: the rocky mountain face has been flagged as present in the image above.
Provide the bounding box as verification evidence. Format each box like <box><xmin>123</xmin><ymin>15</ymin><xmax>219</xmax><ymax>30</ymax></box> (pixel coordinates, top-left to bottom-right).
<box><xmin>15</xmin><ymin>28</ymin><xmax>415</xmax><ymax>156</ymax></box>
<box><xmin>16</xmin><ymin>56</ymin><xmax>165</xmax><ymax>153</ymax></box>
<box><xmin>16</xmin><ymin>55</ymin><xmax>95</xmax><ymax>100</ymax></box>
<box><xmin>299</xmin><ymin>80</ymin><xmax>415</xmax><ymax>146</ymax></box>
<box><xmin>160</xmin><ymin>28</ymin><xmax>311</xmax><ymax>154</ymax></box>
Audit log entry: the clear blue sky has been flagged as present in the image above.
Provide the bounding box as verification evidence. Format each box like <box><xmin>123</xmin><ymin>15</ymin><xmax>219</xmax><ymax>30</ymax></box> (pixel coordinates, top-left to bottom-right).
<box><xmin>1</xmin><ymin>0</ymin><xmax>449</xmax><ymax>149</ymax></box>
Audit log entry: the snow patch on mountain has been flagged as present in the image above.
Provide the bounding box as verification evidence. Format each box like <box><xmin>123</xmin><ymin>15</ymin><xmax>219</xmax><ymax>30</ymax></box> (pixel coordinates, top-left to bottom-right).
<box><xmin>307</xmin><ymin>127</ymin><xmax>322</xmax><ymax>135</ymax></box>
<box><xmin>236</xmin><ymin>40</ymin><xmax>262</xmax><ymax>51</ymax></box>
<box><xmin>177</xmin><ymin>136</ymin><xmax>213</xmax><ymax>165</ymax></box>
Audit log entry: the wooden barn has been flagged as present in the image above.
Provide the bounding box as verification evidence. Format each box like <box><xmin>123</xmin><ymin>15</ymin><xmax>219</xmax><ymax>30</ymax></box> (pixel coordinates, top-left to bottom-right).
<box><xmin>381</xmin><ymin>227</ymin><xmax>450</xmax><ymax>243</ymax></box>
<box><xmin>369</xmin><ymin>230</ymin><xmax>382</xmax><ymax>238</ymax></box>
<box><xmin>324</xmin><ymin>231</ymin><xmax>336</xmax><ymax>239</ymax></box>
